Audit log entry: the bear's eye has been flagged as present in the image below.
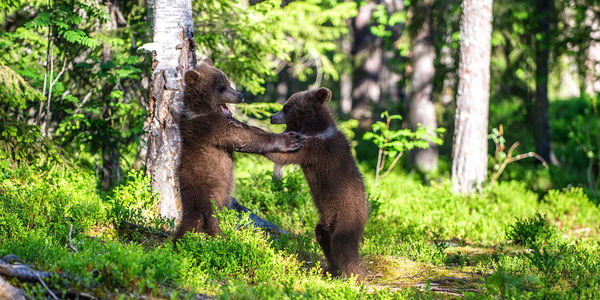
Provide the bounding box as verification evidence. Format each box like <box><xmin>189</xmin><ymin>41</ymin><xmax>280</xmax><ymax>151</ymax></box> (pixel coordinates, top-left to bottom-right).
<box><xmin>218</xmin><ymin>86</ymin><xmax>226</xmax><ymax>93</ymax></box>
<box><xmin>282</xmin><ymin>106</ymin><xmax>288</xmax><ymax>113</ymax></box>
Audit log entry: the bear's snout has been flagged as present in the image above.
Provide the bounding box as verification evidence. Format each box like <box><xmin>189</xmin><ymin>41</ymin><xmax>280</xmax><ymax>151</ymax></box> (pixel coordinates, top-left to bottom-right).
<box><xmin>270</xmin><ymin>111</ymin><xmax>285</xmax><ymax>124</ymax></box>
<box><xmin>237</xmin><ymin>92</ymin><xmax>244</xmax><ymax>103</ymax></box>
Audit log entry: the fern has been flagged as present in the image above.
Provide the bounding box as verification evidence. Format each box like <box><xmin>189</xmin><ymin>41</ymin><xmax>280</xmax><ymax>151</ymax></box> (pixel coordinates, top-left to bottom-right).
<box><xmin>61</xmin><ymin>30</ymin><xmax>99</xmax><ymax>48</ymax></box>
<box><xmin>27</xmin><ymin>11</ymin><xmax>52</xmax><ymax>29</ymax></box>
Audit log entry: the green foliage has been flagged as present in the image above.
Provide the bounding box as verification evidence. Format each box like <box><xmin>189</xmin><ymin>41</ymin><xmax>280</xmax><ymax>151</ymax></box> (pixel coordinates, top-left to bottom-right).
<box><xmin>0</xmin><ymin>160</ymin><xmax>106</xmax><ymax>244</ymax></box>
<box><xmin>109</xmin><ymin>170</ymin><xmax>174</xmax><ymax>232</ymax></box>
<box><xmin>2</xmin><ymin>145</ymin><xmax>600</xmax><ymax>297</ymax></box>
<box><xmin>0</xmin><ymin>65</ymin><xmax>42</xmax><ymax>107</ymax></box>
<box><xmin>364</xmin><ymin>111</ymin><xmax>445</xmax><ymax>183</ymax></box>
<box><xmin>564</xmin><ymin>95</ymin><xmax>600</xmax><ymax>194</ymax></box>
<box><xmin>485</xmin><ymin>220</ymin><xmax>600</xmax><ymax>298</ymax></box>
<box><xmin>194</xmin><ymin>0</ymin><xmax>356</xmax><ymax>94</ymax></box>
<box><xmin>506</xmin><ymin>213</ymin><xmax>557</xmax><ymax>247</ymax></box>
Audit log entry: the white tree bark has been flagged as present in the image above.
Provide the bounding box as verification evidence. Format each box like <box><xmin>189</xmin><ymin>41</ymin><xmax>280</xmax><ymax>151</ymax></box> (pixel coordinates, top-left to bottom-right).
<box><xmin>142</xmin><ymin>0</ymin><xmax>196</xmax><ymax>221</ymax></box>
<box><xmin>451</xmin><ymin>0</ymin><xmax>493</xmax><ymax>194</ymax></box>
<box><xmin>585</xmin><ymin>7</ymin><xmax>600</xmax><ymax>96</ymax></box>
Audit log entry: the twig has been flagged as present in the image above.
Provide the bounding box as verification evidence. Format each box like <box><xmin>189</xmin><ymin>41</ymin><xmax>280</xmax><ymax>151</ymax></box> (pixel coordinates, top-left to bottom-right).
<box><xmin>491</xmin><ymin>141</ymin><xmax>548</xmax><ymax>183</ymax></box>
<box><xmin>309</xmin><ymin>54</ymin><xmax>323</xmax><ymax>89</ymax></box>
<box><xmin>35</xmin><ymin>273</ymin><xmax>58</xmax><ymax>300</ymax></box>
<box><xmin>68</xmin><ymin>224</ymin><xmax>78</xmax><ymax>253</ymax></box>
<box><xmin>74</xmin><ymin>90</ymin><xmax>93</xmax><ymax>114</ymax></box>
<box><xmin>381</xmin><ymin>153</ymin><xmax>403</xmax><ymax>178</ymax></box>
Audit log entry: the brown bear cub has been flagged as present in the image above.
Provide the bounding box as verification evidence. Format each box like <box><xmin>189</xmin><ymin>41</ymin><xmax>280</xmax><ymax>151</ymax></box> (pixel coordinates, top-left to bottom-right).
<box><xmin>266</xmin><ymin>88</ymin><xmax>368</xmax><ymax>280</ymax></box>
<box><xmin>174</xmin><ymin>58</ymin><xmax>304</xmax><ymax>241</ymax></box>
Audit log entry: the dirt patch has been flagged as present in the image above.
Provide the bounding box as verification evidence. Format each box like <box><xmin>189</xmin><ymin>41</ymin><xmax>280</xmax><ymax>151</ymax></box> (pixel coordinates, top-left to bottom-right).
<box><xmin>363</xmin><ymin>255</ymin><xmax>484</xmax><ymax>297</ymax></box>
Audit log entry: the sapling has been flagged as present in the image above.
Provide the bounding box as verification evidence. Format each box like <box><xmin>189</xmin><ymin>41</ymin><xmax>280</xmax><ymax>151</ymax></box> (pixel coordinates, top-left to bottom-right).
<box><xmin>363</xmin><ymin>111</ymin><xmax>444</xmax><ymax>185</ymax></box>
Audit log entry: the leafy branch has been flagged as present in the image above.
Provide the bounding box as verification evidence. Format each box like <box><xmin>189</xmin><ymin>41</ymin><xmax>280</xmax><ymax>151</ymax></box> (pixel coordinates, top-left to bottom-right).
<box><xmin>364</xmin><ymin>111</ymin><xmax>444</xmax><ymax>185</ymax></box>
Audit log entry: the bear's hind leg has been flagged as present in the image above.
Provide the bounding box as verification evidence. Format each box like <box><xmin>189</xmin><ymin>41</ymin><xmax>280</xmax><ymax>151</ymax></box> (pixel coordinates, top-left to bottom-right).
<box><xmin>204</xmin><ymin>213</ymin><xmax>222</xmax><ymax>236</ymax></box>
<box><xmin>173</xmin><ymin>212</ymin><xmax>206</xmax><ymax>243</ymax></box>
<box><xmin>315</xmin><ymin>221</ymin><xmax>338</xmax><ymax>275</ymax></box>
<box><xmin>330</xmin><ymin>227</ymin><xmax>365</xmax><ymax>281</ymax></box>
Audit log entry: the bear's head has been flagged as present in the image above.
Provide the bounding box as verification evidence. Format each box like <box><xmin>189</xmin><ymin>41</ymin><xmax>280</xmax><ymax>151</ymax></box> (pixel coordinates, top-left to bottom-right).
<box><xmin>270</xmin><ymin>87</ymin><xmax>334</xmax><ymax>133</ymax></box>
<box><xmin>183</xmin><ymin>58</ymin><xmax>243</xmax><ymax>117</ymax></box>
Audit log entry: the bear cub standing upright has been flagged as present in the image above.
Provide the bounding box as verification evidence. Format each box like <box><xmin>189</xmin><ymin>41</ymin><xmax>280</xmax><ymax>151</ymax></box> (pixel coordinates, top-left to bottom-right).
<box><xmin>266</xmin><ymin>88</ymin><xmax>368</xmax><ymax>280</ymax></box>
<box><xmin>174</xmin><ymin>58</ymin><xmax>303</xmax><ymax>241</ymax></box>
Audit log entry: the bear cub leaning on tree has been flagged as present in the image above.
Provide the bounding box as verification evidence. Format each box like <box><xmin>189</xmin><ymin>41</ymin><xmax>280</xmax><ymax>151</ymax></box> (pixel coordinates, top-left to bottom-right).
<box><xmin>174</xmin><ymin>58</ymin><xmax>304</xmax><ymax>241</ymax></box>
<box><xmin>266</xmin><ymin>87</ymin><xmax>368</xmax><ymax>280</ymax></box>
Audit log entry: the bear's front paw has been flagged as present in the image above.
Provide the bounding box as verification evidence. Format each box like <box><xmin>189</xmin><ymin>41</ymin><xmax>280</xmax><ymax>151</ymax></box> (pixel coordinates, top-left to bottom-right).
<box><xmin>279</xmin><ymin>131</ymin><xmax>305</xmax><ymax>152</ymax></box>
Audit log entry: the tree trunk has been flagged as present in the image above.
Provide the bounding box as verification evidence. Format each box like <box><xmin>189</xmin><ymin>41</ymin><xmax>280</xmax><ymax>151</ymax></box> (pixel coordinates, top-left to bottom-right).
<box><xmin>451</xmin><ymin>0</ymin><xmax>493</xmax><ymax>194</ymax></box>
<box><xmin>350</xmin><ymin>0</ymin><xmax>403</xmax><ymax>123</ymax></box>
<box><xmin>143</xmin><ymin>0</ymin><xmax>196</xmax><ymax>221</ymax></box>
<box><xmin>350</xmin><ymin>1</ymin><xmax>381</xmax><ymax>120</ymax></box>
<box><xmin>584</xmin><ymin>7</ymin><xmax>600</xmax><ymax>96</ymax></box>
<box><xmin>100</xmin><ymin>1</ymin><xmax>122</xmax><ymax>190</ymax></box>
<box><xmin>533</xmin><ymin>0</ymin><xmax>552</xmax><ymax>163</ymax></box>
<box><xmin>409</xmin><ymin>0</ymin><xmax>438</xmax><ymax>173</ymax></box>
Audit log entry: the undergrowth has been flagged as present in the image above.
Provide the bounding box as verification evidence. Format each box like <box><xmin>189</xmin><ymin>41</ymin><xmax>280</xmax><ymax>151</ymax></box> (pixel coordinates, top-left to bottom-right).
<box><xmin>1</xmin><ymin>151</ymin><xmax>600</xmax><ymax>298</ymax></box>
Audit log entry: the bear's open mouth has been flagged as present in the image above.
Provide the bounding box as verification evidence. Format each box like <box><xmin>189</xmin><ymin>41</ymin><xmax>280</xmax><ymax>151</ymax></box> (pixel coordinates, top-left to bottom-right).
<box><xmin>220</xmin><ymin>104</ymin><xmax>232</xmax><ymax>117</ymax></box>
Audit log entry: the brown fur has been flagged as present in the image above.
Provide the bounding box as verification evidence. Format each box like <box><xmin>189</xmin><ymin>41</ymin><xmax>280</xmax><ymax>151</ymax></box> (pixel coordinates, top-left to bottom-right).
<box><xmin>174</xmin><ymin>59</ymin><xmax>303</xmax><ymax>241</ymax></box>
<box><xmin>266</xmin><ymin>88</ymin><xmax>368</xmax><ymax>280</ymax></box>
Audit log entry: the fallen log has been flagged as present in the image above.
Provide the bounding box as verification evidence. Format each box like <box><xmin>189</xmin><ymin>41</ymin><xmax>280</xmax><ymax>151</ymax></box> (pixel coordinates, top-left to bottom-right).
<box><xmin>0</xmin><ymin>258</ymin><xmax>51</xmax><ymax>282</ymax></box>
<box><xmin>229</xmin><ymin>197</ymin><xmax>288</xmax><ymax>235</ymax></box>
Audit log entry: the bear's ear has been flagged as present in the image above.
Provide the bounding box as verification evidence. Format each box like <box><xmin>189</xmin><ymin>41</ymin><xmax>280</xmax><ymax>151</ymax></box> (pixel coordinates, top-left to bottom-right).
<box><xmin>184</xmin><ymin>69</ymin><xmax>202</xmax><ymax>86</ymax></box>
<box><xmin>201</xmin><ymin>57</ymin><xmax>214</xmax><ymax>67</ymax></box>
<box><xmin>313</xmin><ymin>87</ymin><xmax>331</xmax><ymax>104</ymax></box>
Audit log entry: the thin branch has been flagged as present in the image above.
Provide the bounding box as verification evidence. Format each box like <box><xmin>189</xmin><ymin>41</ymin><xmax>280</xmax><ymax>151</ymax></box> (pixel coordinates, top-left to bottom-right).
<box><xmin>375</xmin><ymin>148</ymin><xmax>383</xmax><ymax>186</ymax></box>
<box><xmin>249</xmin><ymin>0</ymin><xmax>296</xmax><ymax>7</ymax></box>
<box><xmin>49</xmin><ymin>56</ymin><xmax>68</xmax><ymax>88</ymax></box>
<box><xmin>310</xmin><ymin>55</ymin><xmax>323</xmax><ymax>89</ymax></box>
<box><xmin>35</xmin><ymin>273</ymin><xmax>58</xmax><ymax>300</ymax></box>
<box><xmin>68</xmin><ymin>224</ymin><xmax>78</xmax><ymax>253</ymax></box>
<box><xmin>74</xmin><ymin>90</ymin><xmax>93</xmax><ymax>114</ymax></box>
<box><xmin>381</xmin><ymin>153</ymin><xmax>403</xmax><ymax>178</ymax></box>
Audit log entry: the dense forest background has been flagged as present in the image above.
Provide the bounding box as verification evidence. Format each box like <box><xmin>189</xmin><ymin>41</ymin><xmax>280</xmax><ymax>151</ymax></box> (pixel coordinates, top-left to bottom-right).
<box><xmin>1</xmin><ymin>0</ymin><xmax>600</xmax><ymax>298</ymax></box>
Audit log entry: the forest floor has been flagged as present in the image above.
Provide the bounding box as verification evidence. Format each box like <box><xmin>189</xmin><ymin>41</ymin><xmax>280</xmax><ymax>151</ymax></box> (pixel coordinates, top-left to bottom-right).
<box><xmin>1</xmin><ymin>154</ymin><xmax>600</xmax><ymax>298</ymax></box>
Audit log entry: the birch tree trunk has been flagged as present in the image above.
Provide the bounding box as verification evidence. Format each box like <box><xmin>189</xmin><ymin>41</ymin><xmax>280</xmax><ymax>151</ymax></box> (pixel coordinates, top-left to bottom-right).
<box><xmin>451</xmin><ymin>0</ymin><xmax>493</xmax><ymax>194</ymax></box>
<box><xmin>142</xmin><ymin>0</ymin><xmax>196</xmax><ymax>221</ymax></box>
<box><xmin>409</xmin><ymin>0</ymin><xmax>438</xmax><ymax>173</ymax></box>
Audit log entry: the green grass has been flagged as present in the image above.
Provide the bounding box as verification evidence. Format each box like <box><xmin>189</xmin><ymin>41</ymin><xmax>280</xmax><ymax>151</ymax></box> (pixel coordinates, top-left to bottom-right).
<box><xmin>1</xmin><ymin>151</ymin><xmax>600</xmax><ymax>298</ymax></box>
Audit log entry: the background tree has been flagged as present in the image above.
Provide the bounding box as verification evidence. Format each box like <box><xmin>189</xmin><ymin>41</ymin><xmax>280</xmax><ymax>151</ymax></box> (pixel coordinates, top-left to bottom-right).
<box><xmin>451</xmin><ymin>0</ymin><xmax>494</xmax><ymax>194</ymax></box>
<box><xmin>533</xmin><ymin>0</ymin><xmax>553</xmax><ymax>164</ymax></box>
<box><xmin>408</xmin><ymin>0</ymin><xmax>438</xmax><ymax>173</ymax></box>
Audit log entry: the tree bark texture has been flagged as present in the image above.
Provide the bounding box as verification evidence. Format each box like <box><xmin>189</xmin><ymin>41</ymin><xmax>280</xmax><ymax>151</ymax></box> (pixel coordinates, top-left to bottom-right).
<box><xmin>144</xmin><ymin>0</ymin><xmax>196</xmax><ymax>221</ymax></box>
<box><xmin>584</xmin><ymin>7</ymin><xmax>600</xmax><ymax>96</ymax></box>
<box><xmin>533</xmin><ymin>0</ymin><xmax>552</xmax><ymax>163</ymax></box>
<box><xmin>451</xmin><ymin>0</ymin><xmax>493</xmax><ymax>194</ymax></box>
<box><xmin>409</xmin><ymin>0</ymin><xmax>438</xmax><ymax>173</ymax></box>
